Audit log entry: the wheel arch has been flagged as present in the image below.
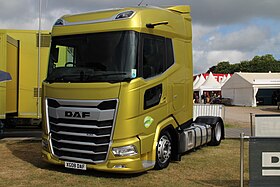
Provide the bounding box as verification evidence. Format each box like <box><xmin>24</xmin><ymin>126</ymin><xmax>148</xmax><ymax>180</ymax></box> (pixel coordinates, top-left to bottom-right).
<box><xmin>152</xmin><ymin>116</ymin><xmax>179</xmax><ymax>162</ymax></box>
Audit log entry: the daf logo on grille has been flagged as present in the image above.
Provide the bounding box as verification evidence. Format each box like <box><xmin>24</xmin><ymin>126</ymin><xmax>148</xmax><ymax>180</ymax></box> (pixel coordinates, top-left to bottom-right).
<box><xmin>65</xmin><ymin>111</ymin><xmax>90</xmax><ymax>118</ymax></box>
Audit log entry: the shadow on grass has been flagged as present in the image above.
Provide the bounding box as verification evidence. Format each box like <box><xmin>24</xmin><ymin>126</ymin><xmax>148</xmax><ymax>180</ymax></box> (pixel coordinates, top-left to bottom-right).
<box><xmin>6</xmin><ymin>139</ymin><xmax>145</xmax><ymax>178</ymax></box>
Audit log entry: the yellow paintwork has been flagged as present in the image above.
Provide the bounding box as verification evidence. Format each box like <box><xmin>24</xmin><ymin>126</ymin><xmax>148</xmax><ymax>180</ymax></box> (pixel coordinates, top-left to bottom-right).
<box><xmin>0</xmin><ymin>34</ymin><xmax>7</xmax><ymax>119</ymax></box>
<box><xmin>0</xmin><ymin>30</ymin><xmax>50</xmax><ymax>119</ymax></box>
<box><xmin>43</xmin><ymin>5</ymin><xmax>193</xmax><ymax>173</ymax></box>
<box><xmin>6</xmin><ymin>37</ymin><xmax>18</xmax><ymax>113</ymax></box>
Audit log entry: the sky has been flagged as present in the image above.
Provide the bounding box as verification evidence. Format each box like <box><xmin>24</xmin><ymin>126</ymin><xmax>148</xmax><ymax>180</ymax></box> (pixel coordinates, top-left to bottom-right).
<box><xmin>0</xmin><ymin>0</ymin><xmax>280</xmax><ymax>74</ymax></box>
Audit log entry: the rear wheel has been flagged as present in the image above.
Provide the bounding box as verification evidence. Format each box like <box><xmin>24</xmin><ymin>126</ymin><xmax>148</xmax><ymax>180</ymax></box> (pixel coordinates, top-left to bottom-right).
<box><xmin>154</xmin><ymin>130</ymin><xmax>172</xmax><ymax>170</ymax></box>
<box><xmin>208</xmin><ymin>121</ymin><xmax>222</xmax><ymax>146</ymax></box>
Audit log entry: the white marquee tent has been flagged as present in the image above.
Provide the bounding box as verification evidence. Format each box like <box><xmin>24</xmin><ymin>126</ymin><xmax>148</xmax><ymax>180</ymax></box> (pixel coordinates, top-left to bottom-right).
<box><xmin>194</xmin><ymin>72</ymin><xmax>222</xmax><ymax>103</ymax></box>
<box><xmin>193</xmin><ymin>75</ymin><xmax>200</xmax><ymax>86</ymax></box>
<box><xmin>193</xmin><ymin>74</ymin><xmax>206</xmax><ymax>91</ymax></box>
<box><xmin>198</xmin><ymin>72</ymin><xmax>221</xmax><ymax>94</ymax></box>
<box><xmin>222</xmin><ymin>72</ymin><xmax>280</xmax><ymax>107</ymax></box>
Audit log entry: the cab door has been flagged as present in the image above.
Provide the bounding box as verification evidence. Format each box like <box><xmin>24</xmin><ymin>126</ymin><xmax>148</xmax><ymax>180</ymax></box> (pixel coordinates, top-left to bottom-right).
<box><xmin>138</xmin><ymin>33</ymin><xmax>174</xmax><ymax>130</ymax></box>
<box><xmin>6</xmin><ymin>35</ymin><xmax>19</xmax><ymax>114</ymax></box>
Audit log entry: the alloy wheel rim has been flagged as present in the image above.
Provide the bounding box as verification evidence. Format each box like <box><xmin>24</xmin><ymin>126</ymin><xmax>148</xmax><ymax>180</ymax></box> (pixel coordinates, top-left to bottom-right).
<box><xmin>157</xmin><ymin>135</ymin><xmax>171</xmax><ymax>163</ymax></box>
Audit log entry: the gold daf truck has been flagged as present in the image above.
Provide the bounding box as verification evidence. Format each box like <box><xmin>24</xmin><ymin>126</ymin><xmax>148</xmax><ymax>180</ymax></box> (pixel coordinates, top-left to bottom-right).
<box><xmin>41</xmin><ymin>5</ymin><xmax>224</xmax><ymax>173</ymax></box>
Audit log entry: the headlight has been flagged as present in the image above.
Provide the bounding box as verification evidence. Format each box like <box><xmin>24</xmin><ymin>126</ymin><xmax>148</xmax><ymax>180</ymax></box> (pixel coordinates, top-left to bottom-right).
<box><xmin>112</xmin><ymin>145</ymin><xmax>138</xmax><ymax>157</ymax></box>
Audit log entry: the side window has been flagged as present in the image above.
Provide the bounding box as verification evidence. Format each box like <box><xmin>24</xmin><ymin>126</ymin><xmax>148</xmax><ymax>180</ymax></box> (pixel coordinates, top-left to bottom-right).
<box><xmin>143</xmin><ymin>37</ymin><xmax>164</xmax><ymax>79</ymax></box>
<box><xmin>141</xmin><ymin>35</ymin><xmax>174</xmax><ymax>79</ymax></box>
<box><xmin>166</xmin><ymin>39</ymin><xmax>174</xmax><ymax>69</ymax></box>
<box><xmin>144</xmin><ymin>84</ymin><xmax>162</xmax><ymax>110</ymax></box>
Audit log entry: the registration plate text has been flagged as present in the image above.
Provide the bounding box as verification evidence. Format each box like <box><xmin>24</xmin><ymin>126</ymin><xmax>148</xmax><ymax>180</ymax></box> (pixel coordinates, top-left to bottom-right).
<box><xmin>65</xmin><ymin>161</ymin><xmax>86</xmax><ymax>170</ymax></box>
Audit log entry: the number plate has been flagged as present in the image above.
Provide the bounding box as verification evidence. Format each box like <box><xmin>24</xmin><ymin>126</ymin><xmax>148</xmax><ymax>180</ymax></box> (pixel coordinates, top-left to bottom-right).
<box><xmin>65</xmin><ymin>161</ymin><xmax>86</xmax><ymax>170</ymax></box>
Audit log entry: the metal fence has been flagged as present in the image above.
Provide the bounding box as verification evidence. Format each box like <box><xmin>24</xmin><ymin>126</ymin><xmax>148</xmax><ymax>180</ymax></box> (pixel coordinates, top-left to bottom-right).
<box><xmin>193</xmin><ymin>104</ymin><xmax>225</xmax><ymax>120</ymax></box>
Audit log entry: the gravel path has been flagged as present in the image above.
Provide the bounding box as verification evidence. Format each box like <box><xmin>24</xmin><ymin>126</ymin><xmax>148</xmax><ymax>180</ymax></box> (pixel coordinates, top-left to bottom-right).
<box><xmin>224</xmin><ymin>106</ymin><xmax>280</xmax><ymax>127</ymax></box>
<box><xmin>224</xmin><ymin>106</ymin><xmax>280</xmax><ymax>138</ymax></box>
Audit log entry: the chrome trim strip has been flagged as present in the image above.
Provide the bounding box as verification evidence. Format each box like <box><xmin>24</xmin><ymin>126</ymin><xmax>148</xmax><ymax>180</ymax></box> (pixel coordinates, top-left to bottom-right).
<box><xmin>53</xmin><ymin>146</ymin><xmax>106</xmax><ymax>155</ymax></box>
<box><xmin>52</xmin><ymin>138</ymin><xmax>109</xmax><ymax>147</ymax></box>
<box><xmin>60</xmin><ymin>156</ymin><xmax>104</xmax><ymax>164</ymax></box>
<box><xmin>50</xmin><ymin>122</ymin><xmax>112</xmax><ymax>129</ymax></box>
<box><xmin>51</xmin><ymin>130</ymin><xmax>110</xmax><ymax>138</ymax></box>
<box><xmin>46</xmin><ymin>99</ymin><xmax>50</xmax><ymax>134</ymax></box>
<box><xmin>48</xmin><ymin>106</ymin><xmax>115</xmax><ymax>121</ymax></box>
<box><xmin>51</xmin><ymin>98</ymin><xmax>105</xmax><ymax>107</ymax></box>
<box><xmin>49</xmin><ymin>133</ymin><xmax>55</xmax><ymax>156</ymax></box>
<box><xmin>105</xmin><ymin>99</ymin><xmax>119</xmax><ymax>162</ymax></box>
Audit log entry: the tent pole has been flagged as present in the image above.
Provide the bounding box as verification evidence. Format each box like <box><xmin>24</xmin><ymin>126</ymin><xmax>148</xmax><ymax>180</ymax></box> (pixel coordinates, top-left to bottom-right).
<box><xmin>37</xmin><ymin>0</ymin><xmax>42</xmax><ymax>119</ymax></box>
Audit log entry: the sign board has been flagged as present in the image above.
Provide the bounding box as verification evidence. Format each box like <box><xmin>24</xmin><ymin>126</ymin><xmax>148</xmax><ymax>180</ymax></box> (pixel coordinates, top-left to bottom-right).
<box><xmin>254</xmin><ymin>114</ymin><xmax>280</xmax><ymax>137</ymax></box>
<box><xmin>249</xmin><ymin>137</ymin><xmax>280</xmax><ymax>186</ymax></box>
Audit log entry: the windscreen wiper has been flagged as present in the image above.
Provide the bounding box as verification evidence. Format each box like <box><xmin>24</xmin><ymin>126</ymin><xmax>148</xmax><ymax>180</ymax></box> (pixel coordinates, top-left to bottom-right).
<box><xmin>88</xmin><ymin>72</ymin><xmax>127</xmax><ymax>78</ymax></box>
<box><xmin>46</xmin><ymin>74</ymin><xmax>81</xmax><ymax>84</ymax></box>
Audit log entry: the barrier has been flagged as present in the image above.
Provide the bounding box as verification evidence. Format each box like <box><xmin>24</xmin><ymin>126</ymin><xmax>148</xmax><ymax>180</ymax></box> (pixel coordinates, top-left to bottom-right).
<box><xmin>254</xmin><ymin>114</ymin><xmax>280</xmax><ymax>137</ymax></box>
<box><xmin>193</xmin><ymin>104</ymin><xmax>224</xmax><ymax>120</ymax></box>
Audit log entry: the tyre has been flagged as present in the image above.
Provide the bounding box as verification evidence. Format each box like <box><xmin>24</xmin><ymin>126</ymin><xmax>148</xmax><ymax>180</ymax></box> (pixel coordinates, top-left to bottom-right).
<box><xmin>208</xmin><ymin>121</ymin><xmax>222</xmax><ymax>146</ymax></box>
<box><xmin>154</xmin><ymin>130</ymin><xmax>172</xmax><ymax>170</ymax></box>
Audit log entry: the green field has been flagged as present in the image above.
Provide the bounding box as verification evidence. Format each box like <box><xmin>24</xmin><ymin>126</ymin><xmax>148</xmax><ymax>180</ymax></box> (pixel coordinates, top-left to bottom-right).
<box><xmin>0</xmin><ymin>139</ymin><xmax>249</xmax><ymax>187</ymax></box>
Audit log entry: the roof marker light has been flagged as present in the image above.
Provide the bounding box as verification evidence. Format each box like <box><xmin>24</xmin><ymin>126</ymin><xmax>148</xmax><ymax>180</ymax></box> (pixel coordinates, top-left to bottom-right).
<box><xmin>115</xmin><ymin>11</ymin><xmax>135</xmax><ymax>20</ymax></box>
<box><xmin>54</xmin><ymin>19</ymin><xmax>65</xmax><ymax>26</ymax></box>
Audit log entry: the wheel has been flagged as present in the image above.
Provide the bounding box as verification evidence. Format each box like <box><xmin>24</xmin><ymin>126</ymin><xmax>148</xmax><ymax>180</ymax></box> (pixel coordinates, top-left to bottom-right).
<box><xmin>208</xmin><ymin>121</ymin><xmax>222</xmax><ymax>146</ymax></box>
<box><xmin>154</xmin><ymin>130</ymin><xmax>172</xmax><ymax>170</ymax></box>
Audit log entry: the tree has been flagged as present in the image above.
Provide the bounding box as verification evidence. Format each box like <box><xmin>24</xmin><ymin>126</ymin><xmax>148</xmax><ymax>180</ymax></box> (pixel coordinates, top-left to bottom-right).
<box><xmin>206</xmin><ymin>54</ymin><xmax>280</xmax><ymax>73</ymax></box>
<box><xmin>213</xmin><ymin>61</ymin><xmax>231</xmax><ymax>73</ymax></box>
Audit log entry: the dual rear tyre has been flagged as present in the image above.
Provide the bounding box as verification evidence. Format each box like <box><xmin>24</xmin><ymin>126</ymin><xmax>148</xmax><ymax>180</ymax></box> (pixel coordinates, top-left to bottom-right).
<box><xmin>208</xmin><ymin>121</ymin><xmax>222</xmax><ymax>146</ymax></box>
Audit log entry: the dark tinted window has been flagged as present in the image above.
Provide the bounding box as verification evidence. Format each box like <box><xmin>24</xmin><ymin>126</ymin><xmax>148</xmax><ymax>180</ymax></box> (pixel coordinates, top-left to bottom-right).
<box><xmin>143</xmin><ymin>37</ymin><xmax>164</xmax><ymax>79</ymax></box>
<box><xmin>166</xmin><ymin>39</ymin><xmax>174</xmax><ymax>69</ymax></box>
<box><xmin>141</xmin><ymin>35</ymin><xmax>174</xmax><ymax>79</ymax></box>
<box><xmin>47</xmin><ymin>31</ymin><xmax>138</xmax><ymax>83</ymax></box>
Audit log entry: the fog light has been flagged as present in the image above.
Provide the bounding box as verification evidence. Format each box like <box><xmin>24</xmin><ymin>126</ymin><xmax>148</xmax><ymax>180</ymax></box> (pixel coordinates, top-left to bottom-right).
<box><xmin>112</xmin><ymin>145</ymin><xmax>138</xmax><ymax>157</ymax></box>
<box><xmin>113</xmin><ymin>165</ymin><xmax>126</xmax><ymax>169</ymax></box>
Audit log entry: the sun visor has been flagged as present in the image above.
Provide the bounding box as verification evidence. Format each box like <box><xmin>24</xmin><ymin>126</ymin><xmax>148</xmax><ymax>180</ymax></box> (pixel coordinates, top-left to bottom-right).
<box><xmin>167</xmin><ymin>5</ymin><xmax>191</xmax><ymax>14</ymax></box>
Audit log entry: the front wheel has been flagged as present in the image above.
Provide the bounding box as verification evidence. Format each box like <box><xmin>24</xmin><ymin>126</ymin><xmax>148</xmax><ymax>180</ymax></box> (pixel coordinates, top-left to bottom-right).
<box><xmin>208</xmin><ymin>121</ymin><xmax>222</xmax><ymax>146</ymax></box>
<box><xmin>154</xmin><ymin>130</ymin><xmax>172</xmax><ymax>170</ymax></box>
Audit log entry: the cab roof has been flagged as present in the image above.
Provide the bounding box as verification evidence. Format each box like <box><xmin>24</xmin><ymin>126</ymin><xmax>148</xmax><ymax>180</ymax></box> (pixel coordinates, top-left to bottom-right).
<box><xmin>52</xmin><ymin>5</ymin><xmax>191</xmax><ymax>40</ymax></box>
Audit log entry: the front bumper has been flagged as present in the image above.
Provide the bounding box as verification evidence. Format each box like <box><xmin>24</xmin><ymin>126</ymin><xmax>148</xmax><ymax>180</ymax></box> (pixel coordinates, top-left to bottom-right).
<box><xmin>41</xmin><ymin>135</ymin><xmax>155</xmax><ymax>173</ymax></box>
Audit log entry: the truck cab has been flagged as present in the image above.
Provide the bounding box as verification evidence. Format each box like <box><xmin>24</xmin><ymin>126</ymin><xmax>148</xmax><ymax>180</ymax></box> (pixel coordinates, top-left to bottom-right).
<box><xmin>42</xmin><ymin>5</ymin><xmax>224</xmax><ymax>173</ymax></box>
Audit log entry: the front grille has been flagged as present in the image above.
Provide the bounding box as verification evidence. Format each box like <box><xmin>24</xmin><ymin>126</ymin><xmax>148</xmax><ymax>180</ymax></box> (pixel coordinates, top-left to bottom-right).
<box><xmin>47</xmin><ymin>98</ymin><xmax>117</xmax><ymax>164</ymax></box>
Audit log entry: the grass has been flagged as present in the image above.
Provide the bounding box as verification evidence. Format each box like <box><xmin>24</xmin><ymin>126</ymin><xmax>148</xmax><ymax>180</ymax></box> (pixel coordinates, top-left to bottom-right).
<box><xmin>0</xmin><ymin>139</ymin><xmax>249</xmax><ymax>187</ymax></box>
<box><xmin>224</xmin><ymin>122</ymin><xmax>250</xmax><ymax>129</ymax></box>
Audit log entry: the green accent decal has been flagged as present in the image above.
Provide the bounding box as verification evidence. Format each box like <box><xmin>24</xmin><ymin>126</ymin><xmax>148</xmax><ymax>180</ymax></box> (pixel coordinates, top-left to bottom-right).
<box><xmin>144</xmin><ymin>116</ymin><xmax>154</xmax><ymax>128</ymax></box>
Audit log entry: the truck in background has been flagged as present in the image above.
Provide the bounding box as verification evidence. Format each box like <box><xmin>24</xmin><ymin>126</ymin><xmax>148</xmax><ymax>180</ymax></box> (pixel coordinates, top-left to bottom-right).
<box><xmin>42</xmin><ymin>5</ymin><xmax>225</xmax><ymax>173</ymax></box>
<box><xmin>0</xmin><ymin>30</ymin><xmax>50</xmax><ymax>127</ymax></box>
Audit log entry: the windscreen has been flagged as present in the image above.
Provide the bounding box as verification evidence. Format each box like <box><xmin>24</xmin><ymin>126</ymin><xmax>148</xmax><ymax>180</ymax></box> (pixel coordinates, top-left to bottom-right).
<box><xmin>46</xmin><ymin>31</ymin><xmax>138</xmax><ymax>83</ymax></box>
